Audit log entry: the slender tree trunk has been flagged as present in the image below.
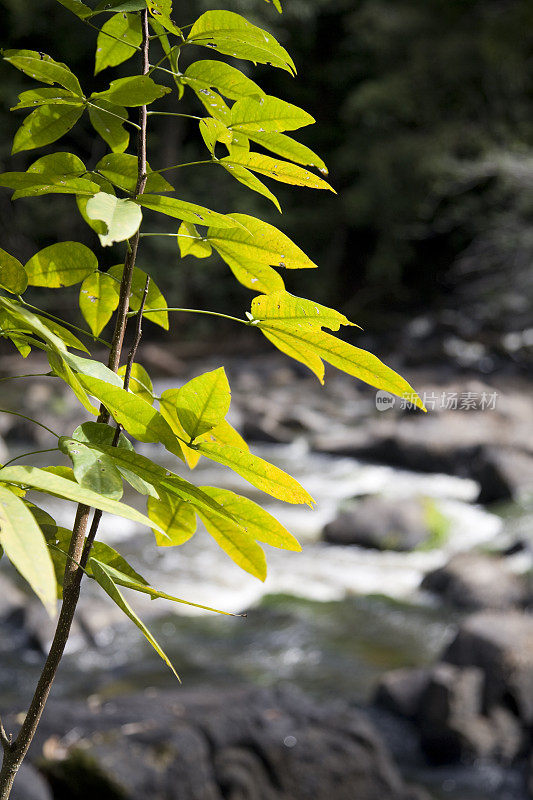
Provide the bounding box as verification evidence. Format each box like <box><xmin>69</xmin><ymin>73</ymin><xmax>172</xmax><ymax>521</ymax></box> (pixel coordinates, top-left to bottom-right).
<box><xmin>0</xmin><ymin>12</ymin><xmax>151</xmax><ymax>799</ymax></box>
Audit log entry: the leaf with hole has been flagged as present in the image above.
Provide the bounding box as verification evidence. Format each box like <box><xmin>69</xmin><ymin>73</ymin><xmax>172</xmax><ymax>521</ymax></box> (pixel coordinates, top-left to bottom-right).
<box><xmin>184</xmin><ymin>60</ymin><xmax>264</xmax><ymax>102</ymax></box>
<box><xmin>79</xmin><ymin>271</ymin><xmax>120</xmax><ymax>336</ymax></box>
<box><xmin>3</xmin><ymin>50</ymin><xmax>83</xmax><ymax>95</ymax></box>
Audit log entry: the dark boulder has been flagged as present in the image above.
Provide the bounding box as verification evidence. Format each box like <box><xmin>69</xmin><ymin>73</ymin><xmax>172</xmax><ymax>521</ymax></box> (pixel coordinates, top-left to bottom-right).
<box><xmin>374</xmin><ymin>668</ymin><xmax>430</xmax><ymax>719</ymax></box>
<box><xmin>13</xmin><ymin>686</ymin><xmax>424</xmax><ymax>800</ymax></box>
<box><xmin>421</xmin><ymin>553</ymin><xmax>530</xmax><ymax>610</ymax></box>
<box><xmin>323</xmin><ymin>497</ymin><xmax>430</xmax><ymax>551</ymax></box>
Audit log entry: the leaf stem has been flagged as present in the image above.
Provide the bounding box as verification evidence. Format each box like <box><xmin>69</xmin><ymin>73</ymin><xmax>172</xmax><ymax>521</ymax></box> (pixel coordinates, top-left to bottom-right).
<box><xmin>127</xmin><ymin>307</ymin><xmax>249</xmax><ymax>325</ymax></box>
<box><xmin>150</xmin><ymin>159</ymin><xmax>213</xmax><ymax>174</ymax></box>
<box><xmin>18</xmin><ymin>300</ymin><xmax>112</xmax><ymax>348</ymax></box>
<box><xmin>0</xmin><ymin>373</ymin><xmax>53</xmax><ymax>383</ymax></box>
<box><xmin>85</xmin><ymin>101</ymin><xmax>141</xmax><ymax>131</ymax></box>
<box><xmin>1</xmin><ymin>448</ymin><xmax>60</xmax><ymax>468</ymax></box>
<box><xmin>0</xmin><ymin>410</ymin><xmax>59</xmax><ymax>439</ymax></box>
<box><xmin>146</xmin><ymin>111</ymin><xmax>201</xmax><ymax>121</ymax></box>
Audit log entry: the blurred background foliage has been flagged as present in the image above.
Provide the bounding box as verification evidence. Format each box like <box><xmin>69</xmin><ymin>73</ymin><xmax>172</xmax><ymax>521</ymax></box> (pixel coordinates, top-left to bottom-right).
<box><xmin>1</xmin><ymin>0</ymin><xmax>532</xmax><ymax>346</ymax></box>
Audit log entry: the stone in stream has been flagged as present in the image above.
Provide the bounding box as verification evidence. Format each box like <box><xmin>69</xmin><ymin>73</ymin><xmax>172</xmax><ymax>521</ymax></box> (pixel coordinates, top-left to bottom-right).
<box><xmin>421</xmin><ymin>553</ymin><xmax>530</xmax><ymax>611</ymax></box>
<box><xmin>443</xmin><ymin>611</ymin><xmax>533</xmax><ymax>725</ymax></box>
<box><xmin>17</xmin><ymin>686</ymin><xmax>427</xmax><ymax>800</ymax></box>
<box><xmin>322</xmin><ymin>496</ymin><xmax>430</xmax><ymax>551</ymax></box>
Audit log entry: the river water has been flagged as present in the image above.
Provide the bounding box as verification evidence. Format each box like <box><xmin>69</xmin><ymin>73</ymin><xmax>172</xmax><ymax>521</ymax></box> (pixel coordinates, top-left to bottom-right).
<box><xmin>1</xmin><ymin>370</ymin><xmax>532</xmax><ymax>800</ymax></box>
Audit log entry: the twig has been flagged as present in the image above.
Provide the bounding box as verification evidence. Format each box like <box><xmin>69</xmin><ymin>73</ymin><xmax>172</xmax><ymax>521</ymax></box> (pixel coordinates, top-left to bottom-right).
<box><xmin>0</xmin><ymin>718</ymin><xmax>11</xmax><ymax>753</ymax></box>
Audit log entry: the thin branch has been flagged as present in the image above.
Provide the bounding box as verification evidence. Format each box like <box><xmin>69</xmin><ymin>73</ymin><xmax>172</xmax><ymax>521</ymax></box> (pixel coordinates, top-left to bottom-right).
<box><xmin>0</xmin><ymin>374</ymin><xmax>53</xmax><ymax>383</ymax></box>
<box><xmin>1</xmin><ymin>448</ymin><xmax>60</xmax><ymax>468</ymax></box>
<box><xmin>0</xmin><ymin>410</ymin><xmax>59</xmax><ymax>439</ymax></box>
<box><xmin>0</xmin><ymin>718</ymin><xmax>11</xmax><ymax>753</ymax></box>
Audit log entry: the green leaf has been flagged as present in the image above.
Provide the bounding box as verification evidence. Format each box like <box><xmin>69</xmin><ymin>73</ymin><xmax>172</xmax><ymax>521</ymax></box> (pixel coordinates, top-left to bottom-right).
<box><xmin>25</xmin><ymin>241</ymin><xmax>97</xmax><ymax>288</ymax></box>
<box><xmin>219</xmin><ymin>252</ymin><xmax>285</xmax><ymax>294</ymax></box>
<box><xmin>0</xmin><ymin>295</ymin><xmax>68</xmax><ymax>352</ymax></box>
<box><xmin>208</xmin><ymin>213</ymin><xmax>317</xmax><ymax>270</ymax></box>
<box><xmin>0</xmin><ymin>485</ymin><xmax>57</xmax><ymax>616</ymax></box>
<box><xmin>222</xmin><ymin>152</ymin><xmax>334</xmax><ymax>192</ymax></box>
<box><xmin>118</xmin><ymin>362</ymin><xmax>154</xmax><ymax>404</ymax></box>
<box><xmin>48</xmin><ymin>351</ymin><xmax>99</xmax><ymax>414</ymax></box>
<box><xmin>12</xmin><ymin>104</ymin><xmax>84</xmax><ymax>155</ymax></box>
<box><xmin>173</xmin><ymin>367</ymin><xmax>231</xmax><ymax>441</ymax></box>
<box><xmin>197</xmin><ymin>442</ymin><xmax>315</xmax><ymax>506</ymax></box>
<box><xmin>90</xmin><ymin>558</ymin><xmax>233</xmax><ymax>616</ymax></box>
<box><xmin>95</xmin><ymin>153</ymin><xmax>174</xmax><ymax>193</ymax></box>
<box><xmin>200</xmin><ymin>486</ymin><xmax>301</xmax><ymax>551</ymax></box>
<box><xmin>188</xmin><ymin>11</ymin><xmax>295</xmax><ymax>75</ymax></box>
<box><xmin>11</xmin><ymin>87</ymin><xmax>85</xmax><ymax>110</ymax></box>
<box><xmin>159</xmin><ymin>388</ymin><xmax>199</xmax><ymax>467</ymax></box>
<box><xmin>264</xmin><ymin>0</ymin><xmax>282</xmax><ymax>12</ymax></box>
<box><xmin>86</xmin><ymin>541</ymin><xmax>147</xmax><ymax>585</ymax></box>
<box><xmin>0</xmin><ymin>249</ymin><xmax>27</xmax><ymax>294</ymax></box>
<box><xmin>184</xmin><ymin>60</ymin><xmax>264</xmax><ymax>102</ymax></box>
<box><xmin>37</xmin><ymin>315</ymin><xmax>89</xmax><ymax>352</ymax></box>
<box><xmin>59</xmin><ymin>435</ymin><xmax>124</xmax><ymax>500</ymax></box>
<box><xmin>77</xmin><ymin>174</ymin><xmax>115</xmax><ymax>234</ymax></box>
<box><xmin>95</xmin><ymin>12</ymin><xmax>142</xmax><ymax>75</ymax></box>
<box><xmin>177</xmin><ymin>222</ymin><xmax>212</xmax><ymax>259</ymax></box>
<box><xmin>3</xmin><ymin>50</ymin><xmax>83</xmax><ymax>96</ymax></box>
<box><xmin>220</xmin><ymin>161</ymin><xmax>281</xmax><ymax>211</ymax></box>
<box><xmin>230</xmin><ymin>95</ymin><xmax>313</xmax><ymax>134</ymax></box>
<box><xmin>73</xmin><ymin>421</ymin><xmax>155</xmax><ymax>496</ymax></box>
<box><xmin>0</xmin><ymin>154</ymin><xmax>101</xmax><ymax>199</ymax></box>
<box><xmin>0</xmin><ymin>465</ymin><xmax>165</xmax><ymax>532</ymax></box>
<box><xmin>251</xmin><ymin>290</ymin><xmax>355</xmax><ymax>332</ymax></box>
<box><xmin>136</xmin><ymin>194</ymin><xmax>241</xmax><ymax>229</ymax></box>
<box><xmin>92</xmin><ymin>75</ymin><xmax>170</xmax><ymax>107</ymax></box>
<box><xmin>196</xmin><ymin>503</ymin><xmax>267</xmax><ymax>580</ymax></box>
<box><xmin>247</xmin><ymin>131</ymin><xmax>328</xmax><ymax>174</ymax></box>
<box><xmin>192</xmin><ymin>88</ymin><xmax>231</xmax><ymax>125</ymax></box>
<box><xmin>89</xmin><ymin>558</ymin><xmax>179</xmax><ymax>679</ymax></box>
<box><xmin>202</xmin><ymin>418</ymin><xmax>249</xmax><ymax>453</ymax></box>
<box><xmin>28</xmin><ymin>151</ymin><xmax>85</xmax><ymax>175</ymax></box>
<box><xmin>78</xmin><ymin>375</ymin><xmax>184</xmax><ymax>457</ymax></box>
<box><xmin>146</xmin><ymin>0</ymin><xmax>181</xmax><ymax>35</ymax></box>
<box><xmin>79</xmin><ymin>271</ymin><xmax>120</xmax><ymax>336</ymax></box>
<box><xmin>147</xmin><ymin>489</ymin><xmax>197</xmax><ymax>546</ymax></box>
<box><xmin>88</xmin><ymin>99</ymin><xmax>130</xmax><ymax>153</ymax></box>
<box><xmin>91</xmin><ymin>0</ymin><xmax>147</xmax><ymax>12</ymax></box>
<box><xmin>63</xmin><ymin>352</ymin><xmax>123</xmax><ymax>386</ymax></box>
<box><xmin>108</xmin><ymin>265</ymin><xmax>169</xmax><ymax>329</ymax></box>
<box><xmin>55</xmin><ymin>0</ymin><xmax>93</xmax><ymax>18</ymax></box>
<box><xmin>199</xmin><ymin>118</ymin><xmax>232</xmax><ymax>154</ymax></box>
<box><xmin>86</xmin><ymin>192</ymin><xmax>143</xmax><ymax>247</ymax></box>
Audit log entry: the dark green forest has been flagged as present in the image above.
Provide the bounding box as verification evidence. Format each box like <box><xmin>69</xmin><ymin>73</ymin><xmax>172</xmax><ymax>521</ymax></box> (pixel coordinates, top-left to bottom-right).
<box><xmin>1</xmin><ymin>0</ymin><xmax>532</xmax><ymax>345</ymax></box>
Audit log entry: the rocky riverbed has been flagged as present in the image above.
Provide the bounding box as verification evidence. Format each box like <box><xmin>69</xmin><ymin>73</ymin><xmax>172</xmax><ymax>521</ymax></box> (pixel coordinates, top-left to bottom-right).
<box><xmin>0</xmin><ymin>349</ymin><xmax>532</xmax><ymax>799</ymax></box>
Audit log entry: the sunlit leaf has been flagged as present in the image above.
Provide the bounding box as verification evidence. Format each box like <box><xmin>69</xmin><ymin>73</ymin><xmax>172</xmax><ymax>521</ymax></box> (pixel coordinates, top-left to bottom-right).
<box><xmin>251</xmin><ymin>290</ymin><xmax>355</xmax><ymax>332</ymax></box>
<box><xmin>95</xmin><ymin>153</ymin><xmax>174</xmax><ymax>193</ymax></box>
<box><xmin>208</xmin><ymin>213</ymin><xmax>317</xmax><ymax>270</ymax></box>
<box><xmin>221</xmin><ymin>161</ymin><xmax>281</xmax><ymax>211</ymax></box>
<box><xmin>86</xmin><ymin>192</ymin><xmax>143</xmax><ymax>247</ymax></box>
<box><xmin>147</xmin><ymin>489</ymin><xmax>197</xmax><ymax>546</ymax></box>
<box><xmin>59</xmin><ymin>435</ymin><xmax>123</xmax><ymax>499</ymax></box>
<box><xmin>219</xmin><ymin>252</ymin><xmax>285</xmax><ymax>294</ymax></box>
<box><xmin>89</xmin><ymin>558</ymin><xmax>179</xmax><ymax>679</ymax></box>
<box><xmin>11</xmin><ymin>87</ymin><xmax>84</xmax><ymax>110</ymax></box>
<box><xmin>222</xmin><ymin>152</ymin><xmax>334</xmax><ymax>192</ymax></box>
<box><xmin>200</xmin><ymin>486</ymin><xmax>301</xmax><ymax>551</ymax></box>
<box><xmin>3</xmin><ymin>50</ymin><xmax>83</xmax><ymax>95</ymax></box>
<box><xmin>137</xmin><ymin>194</ymin><xmax>241</xmax><ymax>229</ymax></box>
<box><xmin>86</xmin><ymin>541</ymin><xmax>147</xmax><ymax>585</ymax></box>
<box><xmin>0</xmin><ymin>465</ymin><xmax>164</xmax><ymax>531</ymax></box>
<box><xmin>12</xmin><ymin>104</ymin><xmax>84</xmax><ymax>155</ymax></box>
<box><xmin>118</xmin><ymin>362</ymin><xmax>154</xmax><ymax>404</ymax></box>
<box><xmin>92</xmin><ymin>75</ymin><xmax>170</xmax><ymax>107</ymax></box>
<box><xmin>79</xmin><ymin>271</ymin><xmax>120</xmax><ymax>336</ymax></box>
<box><xmin>0</xmin><ymin>486</ymin><xmax>57</xmax><ymax>616</ymax></box>
<box><xmin>230</xmin><ymin>95</ymin><xmax>313</xmax><ymax>134</ymax></box>
<box><xmin>177</xmin><ymin>222</ymin><xmax>212</xmax><ymax>259</ymax></box>
<box><xmin>95</xmin><ymin>12</ymin><xmax>142</xmax><ymax>75</ymax></box>
<box><xmin>56</xmin><ymin>0</ymin><xmax>93</xmax><ymax>18</ymax></box>
<box><xmin>188</xmin><ymin>11</ymin><xmax>295</xmax><ymax>75</ymax></box>
<box><xmin>48</xmin><ymin>350</ymin><xmax>99</xmax><ymax>414</ymax></box>
<box><xmin>146</xmin><ymin>0</ymin><xmax>181</xmax><ymax>35</ymax></box>
<box><xmin>25</xmin><ymin>241</ymin><xmax>97</xmax><ymax>288</ymax></box>
<box><xmin>196</xmin><ymin>503</ymin><xmax>267</xmax><ymax>580</ymax></box>
<box><xmin>0</xmin><ymin>249</ymin><xmax>27</xmax><ymax>294</ymax></box>
<box><xmin>247</xmin><ymin>130</ymin><xmax>328</xmax><ymax>174</ymax></box>
<box><xmin>173</xmin><ymin>367</ymin><xmax>231</xmax><ymax>441</ymax></box>
<box><xmin>184</xmin><ymin>60</ymin><xmax>264</xmax><ymax>102</ymax></box>
<box><xmin>192</xmin><ymin>87</ymin><xmax>231</xmax><ymax>125</ymax></box>
<box><xmin>199</xmin><ymin>117</ymin><xmax>232</xmax><ymax>154</ymax></box>
<box><xmin>197</xmin><ymin>442</ymin><xmax>315</xmax><ymax>506</ymax></box>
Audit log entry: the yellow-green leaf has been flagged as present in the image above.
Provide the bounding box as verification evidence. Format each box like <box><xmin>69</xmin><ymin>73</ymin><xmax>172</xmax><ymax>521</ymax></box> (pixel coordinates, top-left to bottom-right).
<box><xmin>25</xmin><ymin>241</ymin><xmax>97</xmax><ymax>288</ymax></box>
<box><xmin>86</xmin><ymin>192</ymin><xmax>143</xmax><ymax>247</ymax></box>
<box><xmin>222</xmin><ymin>152</ymin><xmax>334</xmax><ymax>192</ymax></box>
<box><xmin>196</xmin><ymin>502</ymin><xmax>267</xmax><ymax>580</ymax></box>
<box><xmin>251</xmin><ymin>290</ymin><xmax>355</xmax><ymax>332</ymax></box>
<box><xmin>247</xmin><ymin>131</ymin><xmax>328</xmax><ymax>174</ymax></box>
<box><xmin>137</xmin><ymin>193</ymin><xmax>241</xmax><ymax>229</ymax></box>
<box><xmin>147</xmin><ymin>489</ymin><xmax>197</xmax><ymax>546</ymax></box>
<box><xmin>184</xmin><ymin>60</ymin><xmax>264</xmax><ymax>101</ymax></box>
<box><xmin>11</xmin><ymin>87</ymin><xmax>82</xmax><ymax>110</ymax></box>
<box><xmin>92</xmin><ymin>75</ymin><xmax>170</xmax><ymax>107</ymax></box>
<box><xmin>177</xmin><ymin>222</ymin><xmax>212</xmax><ymax>259</ymax></box>
<box><xmin>208</xmin><ymin>213</ymin><xmax>317</xmax><ymax>270</ymax></box>
<box><xmin>95</xmin><ymin>153</ymin><xmax>174</xmax><ymax>193</ymax></box>
<box><xmin>199</xmin><ymin>117</ymin><xmax>232</xmax><ymax>153</ymax></box>
<box><xmin>95</xmin><ymin>12</ymin><xmax>142</xmax><ymax>75</ymax></box>
<box><xmin>118</xmin><ymin>362</ymin><xmax>154</xmax><ymax>404</ymax></box>
<box><xmin>0</xmin><ymin>249</ymin><xmax>27</xmax><ymax>294</ymax></box>
<box><xmin>221</xmin><ymin>161</ymin><xmax>281</xmax><ymax>211</ymax></box>
<box><xmin>108</xmin><ymin>265</ymin><xmax>169</xmax><ymax>329</ymax></box>
<box><xmin>79</xmin><ymin>271</ymin><xmax>120</xmax><ymax>336</ymax></box>
<box><xmin>220</xmin><ymin>252</ymin><xmax>285</xmax><ymax>294</ymax></box>
<box><xmin>89</xmin><ymin>558</ymin><xmax>179</xmax><ymax>679</ymax></box>
<box><xmin>59</xmin><ymin>435</ymin><xmax>123</xmax><ymax>499</ymax></box>
<box><xmin>200</xmin><ymin>486</ymin><xmax>301</xmax><ymax>551</ymax></box>
<box><xmin>197</xmin><ymin>442</ymin><xmax>315</xmax><ymax>506</ymax></box>
<box><xmin>3</xmin><ymin>49</ymin><xmax>83</xmax><ymax>96</ymax></box>
<box><xmin>12</xmin><ymin>104</ymin><xmax>84</xmax><ymax>155</ymax></box>
<box><xmin>0</xmin><ymin>485</ymin><xmax>57</xmax><ymax>617</ymax></box>
<box><xmin>230</xmin><ymin>95</ymin><xmax>313</xmax><ymax>134</ymax></box>
<box><xmin>173</xmin><ymin>367</ymin><xmax>231</xmax><ymax>441</ymax></box>
<box><xmin>88</xmin><ymin>99</ymin><xmax>130</xmax><ymax>153</ymax></box>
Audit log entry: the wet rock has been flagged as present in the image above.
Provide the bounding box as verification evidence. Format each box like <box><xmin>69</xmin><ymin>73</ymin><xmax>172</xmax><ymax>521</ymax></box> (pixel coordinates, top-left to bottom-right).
<box><xmin>21</xmin><ymin>686</ymin><xmax>423</xmax><ymax>800</ymax></box>
<box><xmin>323</xmin><ymin>497</ymin><xmax>430</xmax><ymax>551</ymax></box>
<box><xmin>421</xmin><ymin>553</ymin><xmax>530</xmax><ymax>610</ymax></box>
<box><xmin>375</xmin><ymin>668</ymin><xmax>430</xmax><ymax>719</ymax></box>
<box><xmin>444</xmin><ymin>611</ymin><xmax>533</xmax><ymax>724</ymax></box>
<box><xmin>471</xmin><ymin>447</ymin><xmax>533</xmax><ymax>504</ymax></box>
<box><xmin>10</xmin><ymin>764</ymin><xmax>52</xmax><ymax>800</ymax></box>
